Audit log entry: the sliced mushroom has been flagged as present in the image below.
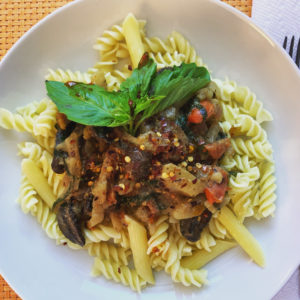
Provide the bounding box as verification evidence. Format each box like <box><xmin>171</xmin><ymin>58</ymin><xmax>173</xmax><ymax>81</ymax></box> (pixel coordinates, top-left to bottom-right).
<box><xmin>56</xmin><ymin>201</ymin><xmax>85</xmax><ymax>246</ymax></box>
<box><xmin>179</xmin><ymin>209</ymin><xmax>212</xmax><ymax>242</ymax></box>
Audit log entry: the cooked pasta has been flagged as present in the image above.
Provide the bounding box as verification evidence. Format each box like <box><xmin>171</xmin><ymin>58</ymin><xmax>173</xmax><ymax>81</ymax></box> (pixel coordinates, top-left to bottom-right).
<box><xmin>254</xmin><ymin>162</ymin><xmax>277</xmax><ymax>219</ymax></box>
<box><xmin>232</xmin><ymin>85</ymin><xmax>273</xmax><ymax>124</ymax></box>
<box><xmin>86</xmin><ymin>242</ymin><xmax>131</xmax><ymax>265</ymax></box>
<box><xmin>32</xmin><ymin>99</ymin><xmax>57</xmax><ymax>138</ymax></box>
<box><xmin>235</xmin><ymin>114</ymin><xmax>267</xmax><ymax>143</ymax></box>
<box><xmin>147</xmin><ymin>215</ymin><xmax>169</xmax><ymax>256</ymax></box>
<box><xmin>230</xmin><ymin>138</ymin><xmax>273</xmax><ymax>162</ymax></box>
<box><xmin>208</xmin><ymin>215</ymin><xmax>229</xmax><ymax>240</ymax></box>
<box><xmin>164</xmin><ymin>232</ymin><xmax>208</xmax><ymax>287</ymax></box>
<box><xmin>18</xmin><ymin>142</ymin><xmax>65</xmax><ymax>197</ymax></box>
<box><xmin>46</xmin><ymin>68</ymin><xmax>92</xmax><ymax>84</ymax></box>
<box><xmin>142</xmin><ymin>35</ymin><xmax>174</xmax><ymax>54</ymax></box>
<box><xmin>18</xmin><ymin>175</ymin><xmax>39</xmax><ymax>215</ymax></box>
<box><xmin>168</xmin><ymin>31</ymin><xmax>204</xmax><ymax>66</ymax></box>
<box><xmin>84</xmin><ymin>224</ymin><xmax>122</xmax><ymax>244</ymax></box>
<box><xmin>188</xmin><ymin>227</ymin><xmax>217</xmax><ymax>252</ymax></box>
<box><xmin>0</xmin><ymin>13</ymin><xmax>277</xmax><ymax>293</ymax></box>
<box><xmin>149</xmin><ymin>51</ymin><xmax>186</xmax><ymax>69</ymax></box>
<box><xmin>91</xmin><ymin>258</ymin><xmax>147</xmax><ymax>292</ymax></box>
<box><xmin>0</xmin><ymin>108</ymin><xmax>34</xmax><ymax>133</ymax></box>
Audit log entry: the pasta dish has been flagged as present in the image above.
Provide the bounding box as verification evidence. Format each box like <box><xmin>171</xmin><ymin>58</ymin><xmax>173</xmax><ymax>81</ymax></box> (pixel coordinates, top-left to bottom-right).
<box><xmin>0</xmin><ymin>13</ymin><xmax>276</xmax><ymax>292</ymax></box>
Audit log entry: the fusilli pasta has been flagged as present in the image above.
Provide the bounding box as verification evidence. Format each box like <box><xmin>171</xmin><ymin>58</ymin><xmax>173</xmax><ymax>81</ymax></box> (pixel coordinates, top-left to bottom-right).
<box><xmin>91</xmin><ymin>258</ymin><xmax>147</xmax><ymax>292</ymax></box>
<box><xmin>46</xmin><ymin>68</ymin><xmax>92</xmax><ymax>84</ymax></box>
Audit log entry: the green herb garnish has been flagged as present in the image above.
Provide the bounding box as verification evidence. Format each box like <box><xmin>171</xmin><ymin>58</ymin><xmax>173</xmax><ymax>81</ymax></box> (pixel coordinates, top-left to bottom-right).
<box><xmin>46</xmin><ymin>54</ymin><xmax>210</xmax><ymax>135</ymax></box>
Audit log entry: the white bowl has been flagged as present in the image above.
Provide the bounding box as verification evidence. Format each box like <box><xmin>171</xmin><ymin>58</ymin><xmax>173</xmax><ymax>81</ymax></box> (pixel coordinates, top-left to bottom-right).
<box><xmin>0</xmin><ymin>0</ymin><xmax>300</xmax><ymax>299</ymax></box>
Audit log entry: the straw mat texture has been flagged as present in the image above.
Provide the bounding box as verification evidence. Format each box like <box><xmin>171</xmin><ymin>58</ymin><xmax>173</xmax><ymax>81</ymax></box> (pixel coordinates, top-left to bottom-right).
<box><xmin>0</xmin><ymin>0</ymin><xmax>252</xmax><ymax>299</ymax></box>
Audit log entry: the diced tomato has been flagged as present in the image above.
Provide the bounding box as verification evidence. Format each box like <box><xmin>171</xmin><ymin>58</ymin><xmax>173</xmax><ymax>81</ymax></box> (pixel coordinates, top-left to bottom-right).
<box><xmin>205</xmin><ymin>169</ymin><xmax>228</xmax><ymax>204</ymax></box>
<box><xmin>204</xmin><ymin>138</ymin><xmax>231</xmax><ymax>160</ymax></box>
<box><xmin>188</xmin><ymin>108</ymin><xmax>204</xmax><ymax>124</ymax></box>
<box><xmin>200</xmin><ymin>100</ymin><xmax>215</xmax><ymax>119</ymax></box>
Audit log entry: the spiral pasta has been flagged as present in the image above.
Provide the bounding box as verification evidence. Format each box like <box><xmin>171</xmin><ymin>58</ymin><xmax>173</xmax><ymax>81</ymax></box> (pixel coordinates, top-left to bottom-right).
<box><xmin>46</xmin><ymin>68</ymin><xmax>92</xmax><ymax>84</ymax></box>
<box><xmin>18</xmin><ymin>142</ymin><xmax>43</xmax><ymax>162</ymax></box>
<box><xmin>149</xmin><ymin>51</ymin><xmax>186</xmax><ymax>69</ymax></box>
<box><xmin>188</xmin><ymin>227</ymin><xmax>217</xmax><ymax>252</ymax></box>
<box><xmin>34</xmin><ymin>135</ymin><xmax>56</xmax><ymax>153</ymax></box>
<box><xmin>104</xmin><ymin>68</ymin><xmax>132</xmax><ymax>91</ymax></box>
<box><xmin>84</xmin><ymin>224</ymin><xmax>122</xmax><ymax>244</ymax></box>
<box><xmin>16</xmin><ymin>101</ymin><xmax>41</xmax><ymax>117</ymax></box>
<box><xmin>164</xmin><ymin>233</ymin><xmax>208</xmax><ymax>287</ymax></box>
<box><xmin>0</xmin><ymin>108</ymin><xmax>34</xmax><ymax>133</ymax></box>
<box><xmin>220</xmin><ymin>102</ymin><xmax>240</xmax><ymax>125</ymax></box>
<box><xmin>168</xmin><ymin>31</ymin><xmax>204</xmax><ymax>66</ymax></box>
<box><xmin>32</xmin><ymin>99</ymin><xmax>57</xmax><ymax>138</ymax></box>
<box><xmin>86</xmin><ymin>242</ymin><xmax>131</xmax><ymax>265</ymax></box>
<box><xmin>230</xmin><ymin>138</ymin><xmax>273</xmax><ymax>162</ymax></box>
<box><xmin>18</xmin><ymin>175</ymin><xmax>39</xmax><ymax>215</ymax></box>
<box><xmin>232</xmin><ymin>85</ymin><xmax>273</xmax><ymax>124</ymax></box>
<box><xmin>254</xmin><ymin>162</ymin><xmax>277</xmax><ymax>219</ymax></box>
<box><xmin>229</xmin><ymin>180</ymin><xmax>255</xmax><ymax>220</ymax></box>
<box><xmin>234</xmin><ymin>114</ymin><xmax>267</xmax><ymax>143</ymax></box>
<box><xmin>93</xmin><ymin>21</ymin><xmax>145</xmax><ymax>60</ymax></box>
<box><xmin>169</xmin><ymin>224</ymin><xmax>193</xmax><ymax>258</ymax></box>
<box><xmin>213</xmin><ymin>78</ymin><xmax>237</xmax><ymax>102</ymax></box>
<box><xmin>147</xmin><ymin>215</ymin><xmax>169</xmax><ymax>256</ymax></box>
<box><xmin>143</xmin><ymin>36</ymin><xmax>174</xmax><ymax>54</ymax></box>
<box><xmin>91</xmin><ymin>258</ymin><xmax>147</xmax><ymax>292</ymax></box>
<box><xmin>208</xmin><ymin>215</ymin><xmax>228</xmax><ymax>240</ymax></box>
<box><xmin>35</xmin><ymin>199</ymin><xmax>67</xmax><ymax>243</ymax></box>
<box><xmin>114</xmin><ymin>229</ymin><xmax>131</xmax><ymax>250</ymax></box>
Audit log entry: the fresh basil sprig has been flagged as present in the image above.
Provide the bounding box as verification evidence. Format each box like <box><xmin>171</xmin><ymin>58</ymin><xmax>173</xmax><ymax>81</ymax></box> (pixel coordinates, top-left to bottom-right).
<box><xmin>46</xmin><ymin>55</ymin><xmax>210</xmax><ymax>135</ymax></box>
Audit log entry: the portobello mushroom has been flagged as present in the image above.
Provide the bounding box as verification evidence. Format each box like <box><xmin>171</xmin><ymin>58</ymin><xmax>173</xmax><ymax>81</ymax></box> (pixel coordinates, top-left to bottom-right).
<box><xmin>56</xmin><ymin>201</ymin><xmax>85</xmax><ymax>247</ymax></box>
<box><xmin>179</xmin><ymin>209</ymin><xmax>212</xmax><ymax>242</ymax></box>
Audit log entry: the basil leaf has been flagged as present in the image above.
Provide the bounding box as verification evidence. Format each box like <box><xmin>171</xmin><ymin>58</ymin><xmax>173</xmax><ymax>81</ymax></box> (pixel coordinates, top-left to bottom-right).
<box><xmin>141</xmin><ymin>63</ymin><xmax>210</xmax><ymax>122</ymax></box>
<box><xmin>120</xmin><ymin>57</ymin><xmax>157</xmax><ymax>100</ymax></box>
<box><xmin>46</xmin><ymin>61</ymin><xmax>211</xmax><ymax>136</ymax></box>
<box><xmin>134</xmin><ymin>95</ymin><xmax>165</xmax><ymax>117</ymax></box>
<box><xmin>46</xmin><ymin>81</ymin><xmax>130</xmax><ymax>127</ymax></box>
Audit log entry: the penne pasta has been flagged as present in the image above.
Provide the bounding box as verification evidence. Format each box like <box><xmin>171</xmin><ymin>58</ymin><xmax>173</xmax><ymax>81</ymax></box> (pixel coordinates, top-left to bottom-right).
<box><xmin>122</xmin><ymin>13</ymin><xmax>145</xmax><ymax>68</ymax></box>
<box><xmin>21</xmin><ymin>158</ymin><xmax>56</xmax><ymax>208</ymax></box>
<box><xmin>181</xmin><ymin>240</ymin><xmax>236</xmax><ymax>269</ymax></box>
<box><xmin>125</xmin><ymin>215</ymin><xmax>155</xmax><ymax>284</ymax></box>
<box><xmin>218</xmin><ymin>206</ymin><xmax>265</xmax><ymax>267</ymax></box>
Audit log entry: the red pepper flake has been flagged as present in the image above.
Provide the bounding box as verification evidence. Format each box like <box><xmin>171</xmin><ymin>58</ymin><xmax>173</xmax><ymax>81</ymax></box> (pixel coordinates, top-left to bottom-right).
<box><xmin>152</xmin><ymin>247</ymin><xmax>159</xmax><ymax>253</ymax></box>
<box><xmin>128</xmin><ymin>65</ymin><xmax>132</xmax><ymax>71</ymax></box>
<box><xmin>170</xmin><ymin>176</ymin><xmax>177</xmax><ymax>182</ymax></box>
<box><xmin>118</xmin><ymin>267</ymin><xmax>121</xmax><ymax>274</ymax></box>
<box><xmin>70</xmin><ymin>139</ymin><xmax>76</xmax><ymax>144</ymax></box>
<box><xmin>181</xmin><ymin>183</ymin><xmax>187</xmax><ymax>188</ymax></box>
<box><xmin>63</xmin><ymin>242</ymin><xmax>67</xmax><ymax>246</ymax></box>
<box><xmin>192</xmin><ymin>178</ymin><xmax>197</xmax><ymax>184</ymax></box>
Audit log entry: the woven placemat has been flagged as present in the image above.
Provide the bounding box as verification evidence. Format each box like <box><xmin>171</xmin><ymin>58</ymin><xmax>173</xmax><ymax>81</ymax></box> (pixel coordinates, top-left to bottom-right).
<box><xmin>0</xmin><ymin>0</ymin><xmax>252</xmax><ymax>299</ymax></box>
